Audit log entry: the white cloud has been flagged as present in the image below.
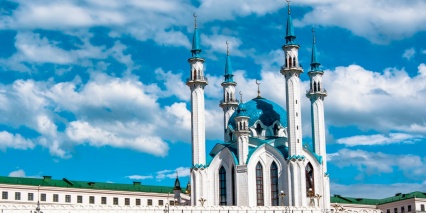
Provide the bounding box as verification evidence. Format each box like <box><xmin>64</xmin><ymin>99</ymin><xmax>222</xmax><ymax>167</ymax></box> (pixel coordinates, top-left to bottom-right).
<box><xmin>156</xmin><ymin>167</ymin><xmax>190</xmax><ymax>180</ymax></box>
<box><xmin>322</xmin><ymin>64</ymin><xmax>426</xmax><ymax>135</ymax></box>
<box><xmin>331</xmin><ymin>182</ymin><xmax>426</xmax><ymax>199</ymax></box>
<box><xmin>328</xmin><ymin>149</ymin><xmax>426</xmax><ymax>179</ymax></box>
<box><xmin>0</xmin><ymin>0</ymin><xmax>194</xmax><ymax>48</ymax></box>
<box><xmin>66</xmin><ymin>121</ymin><xmax>169</xmax><ymax>157</ymax></box>
<box><xmin>295</xmin><ymin>0</ymin><xmax>426</xmax><ymax>44</ymax></box>
<box><xmin>422</xmin><ymin>49</ymin><xmax>426</xmax><ymax>54</ymax></box>
<box><xmin>197</xmin><ymin>0</ymin><xmax>283</xmax><ymax>21</ymax></box>
<box><xmin>201</xmin><ymin>34</ymin><xmax>245</xmax><ymax>58</ymax></box>
<box><xmin>0</xmin><ymin>131</ymin><xmax>35</xmax><ymax>151</ymax></box>
<box><xmin>0</xmin><ymin>31</ymin><xmax>144</xmax><ymax>73</ymax></box>
<box><xmin>125</xmin><ymin>175</ymin><xmax>154</xmax><ymax>180</ymax></box>
<box><xmin>402</xmin><ymin>48</ymin><xmax>416</xmax><ymax>60</ymax></box>
<box><xmin>2</xmin><ymin>0</ymin><xmax>425</xmax><ymax>46</ymax></box>
<box><xmin>8</xmin><ymin>169</ymin><xmax>26</xmax><ymax>178</ymax></box>
<box><xmin>336</xmin><ymin>133</ymin><xmax>422</xmax><ymax>146</ymax></box>
<box><xmin>155</xmin><ymin>68</ymin><xmax>188</xmax><ymax>101</ymax></box>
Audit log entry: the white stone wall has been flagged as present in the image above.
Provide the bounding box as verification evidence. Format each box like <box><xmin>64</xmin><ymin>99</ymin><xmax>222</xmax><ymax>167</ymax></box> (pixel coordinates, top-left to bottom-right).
<box><xmin>0</xmin><ymin>204</ymin><xmax>331</xmax><ymax>213</ymax></box>
<box><xmin>190</xmin><ymin>84</ymin><xmax>206</xmax><ymax>166</ymax></box>
<box><xmin>282</xmin><ymin>45</ymin><xmax>304</xmax><ymax>157</ymax></box>
<box><xmin>378</xmin><ymin>198</ymin><xmax>426</xmax><ymax>213</ymax></box>
<box><xmin>0</xmin><ymin>184</ymin><xmax>186</xmax><ymax>208</ymax></box>
<box><xmin>246</xmin><ymin>144</ymin><xmax>288</xmax><ymax>207</ymax></box>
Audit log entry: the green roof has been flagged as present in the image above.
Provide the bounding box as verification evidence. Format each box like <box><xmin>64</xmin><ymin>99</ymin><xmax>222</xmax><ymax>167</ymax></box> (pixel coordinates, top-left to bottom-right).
<box><xmin>331</xmin><ymin>195</ymin><xmax>379</xmax><ymax>205</ymax></box>
<box><xmin>331</xmin><ymin>191</ymin><xmax>426</xmax><ymax>206</ymax></box>
<box><xmin>0</xmin><ymin>176</ymin><xmax>185</xmax><ymax>194</ymax></box>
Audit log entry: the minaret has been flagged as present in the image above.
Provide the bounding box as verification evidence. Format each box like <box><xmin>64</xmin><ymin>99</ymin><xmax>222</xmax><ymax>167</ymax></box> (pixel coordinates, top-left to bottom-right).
<box><xmin>306</xmin><ymin>29</ymin><xmax>329</xmax><ymax>209</ymax></box>
<box><xmin>187</xmin><ymin>13</ymin><xmax>208</xmax><ymax>207</ymax></box>
<box><xmin>234</xmin><ymin>92</ymin><xmax>250</xmax><ymax>206</ymax></box>
<box><xmin>219</xmin><ymin>41</ymin><xmax>238</xmax><ymax>141</ymax></box>
<box><xmin>306</xmin><ymin>29</ymin><xmax>327</xmax><ymax>163</ymax></box>
<box><xmin>234</xmin><ymin>93</ymin><xmax>249</xmax><ymax>165</ymax></box>
<box><xmin>186</xmin><ymin>13</ymin><xmax>208</xmax><ymax>166</ymax></box>
<box><xmin>280</xmin><ymin>0</ymin><xmax>304</xmax><ymax>158</ymax></box>
<box><xmin>280</xmin><ymin>0</ymin><xmax>305</xmax><ymax>206</ymax></box>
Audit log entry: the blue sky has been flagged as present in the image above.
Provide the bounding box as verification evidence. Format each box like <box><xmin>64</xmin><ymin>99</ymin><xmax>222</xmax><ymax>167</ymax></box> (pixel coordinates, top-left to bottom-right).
<box><xmin>0</xmin><ymin>0</ymin><xmax>425</xmax><ymax>199</ymax></box>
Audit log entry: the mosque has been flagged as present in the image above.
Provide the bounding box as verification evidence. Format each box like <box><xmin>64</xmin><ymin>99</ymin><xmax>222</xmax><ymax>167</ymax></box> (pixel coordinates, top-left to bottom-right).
<box><xmin>0</xmin><ymin>1</ymin><xmax>424</xmax><ymax>212</ymax></box>
<box><xmin>187</xmin><ymin>1</ymin><xmax>329</xmax><ymax>208</ymax></box>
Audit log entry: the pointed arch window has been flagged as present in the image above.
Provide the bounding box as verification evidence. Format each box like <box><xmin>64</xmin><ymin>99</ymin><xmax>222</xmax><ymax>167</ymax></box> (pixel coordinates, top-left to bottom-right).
<box><xmin>313</xmin><ymin>82</ymin><xmax>317</xmax><ymax>92</ymax></box>
<box><xmin>256</xmin><ymin>162</ymin><xmax>264</xmax><ymax>206</ymax></box>
<box><xmin>293</xmin><ymin>57</ymin><xmax>296</xmax><ymax>67</ymax></box>
<box><xmin>271</xmin><ymin>162</ymin><xmax>279</xmax><ymax>206</ymax></box>
<box><xmin>273</xmin><ymin>124</ymin><xmax>279</xmax><ymax>136</ymax></box>
<box><xmin>317</xmin><ymin>82</ymin><xmax>321</xmax><ymax>92</ymax></box>
<box><xmin>255</xmin><ymin>123</ymin><xmax>262</xmax><ymax>137</ymax></box>
<box><xmin>306</xmin><ymin>163</ymin><xmax>315</xmax><ymax>195</ymax></box>
<box><xmin>219</xmin><ymin>166</ymin><xmax>227</xmax><ymax>205</ymax></box>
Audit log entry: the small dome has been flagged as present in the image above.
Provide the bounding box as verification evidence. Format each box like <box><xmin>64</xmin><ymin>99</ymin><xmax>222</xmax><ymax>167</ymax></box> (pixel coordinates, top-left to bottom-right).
<box><xmin>236</xmin><ymin>102</ymin><xmax>249</xmax><ymax>117</ymax></box>
<box><xmin>228</xmin><ymin>97</ymin><xmax>287</xmax><ymax>130</ymax></box>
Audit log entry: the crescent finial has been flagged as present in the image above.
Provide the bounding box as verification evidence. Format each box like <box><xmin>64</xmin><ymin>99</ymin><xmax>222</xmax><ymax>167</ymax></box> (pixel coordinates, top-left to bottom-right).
<box><xmin>256</xmin><ymin>80</ymin><xmax>261</xmax><ymax>98</ymax></box>
<box><xmin>286</xmin><ymin>0</ymin><xmax>291</xmax><ymax>15</ymax></box>
<box><xmin>193</xmin><ymin>12</ymin><xmax>197</xmax><ymax>28</ymax></box>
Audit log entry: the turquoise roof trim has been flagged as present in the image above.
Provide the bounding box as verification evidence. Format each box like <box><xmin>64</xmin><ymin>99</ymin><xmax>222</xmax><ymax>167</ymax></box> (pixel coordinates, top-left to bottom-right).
<box><xmin>246</xmin><ymin>141</ymin><xmax>288</xmax><ymax>164</ymax></box>
<box><xmin>229</xmin><ymin>97</ymin><xmax>287</xmax><ymax>130</ymax></box>
<box><xmin>224</xmin><ymin>54</ymin><xmax>234</xmax><ymax>83</ymax></box>
<box><xmin>303</xmin><ymin>141</ymin><xmax>323</xmax><ymax>164</ymax></box>
<box><xmin>191</xmin><ymin>27</ymin><xmax>201</xmax><ymax>57</ymax></box>
<box><xmin>209</xmin><ymin>142</ymin><xmax>239</xmax><ymax>165</ymax></box>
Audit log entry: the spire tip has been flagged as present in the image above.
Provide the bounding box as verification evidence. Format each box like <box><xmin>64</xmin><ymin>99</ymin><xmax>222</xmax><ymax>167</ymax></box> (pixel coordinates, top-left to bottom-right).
<box><xmin>193</xmin><ymin>12</ymin><xmax>197</xmax><ymax>28</ymax></box>
<box><xmin>312</xmin><ymin>28</ymin><xmax>316</xmax><ymax>44</ymax></box>
<box><xmin>226</xmin><ymin>40</ymin><xmax>230</xmax><ymax>55</ymax></box>
<box><xmin>286</xmin><ymin>0</ymin><xmax>291</xmax><ymax>15</ymax></box>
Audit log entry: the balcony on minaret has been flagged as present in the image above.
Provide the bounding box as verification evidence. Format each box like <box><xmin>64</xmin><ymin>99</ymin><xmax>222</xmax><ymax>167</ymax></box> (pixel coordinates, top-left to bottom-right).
<box><xmin>306</xmin><ymin>83</ymin><xmax>327</xmax><ymax>97</ymax></box>
<box><xmin>186</xmin><ymin>76</ymin><xmax>208</xmax><ymax>85</ymax></box>
<box><xmin>306</xmin><ymin>88</ymin><xmax>327</xmax><ymax>95</ymax></box>
<box><xmin>219</xmin><ymin>99</ymin><xmax>238</xmax><ymax>106</ymax></box>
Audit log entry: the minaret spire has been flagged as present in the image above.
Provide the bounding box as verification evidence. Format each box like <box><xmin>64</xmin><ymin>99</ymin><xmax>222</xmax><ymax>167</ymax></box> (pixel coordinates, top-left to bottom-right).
<box><xmin>191</xmin><ymin>13</ymin><xmax>201</xmax><ymax>57</ymax></box>
<box><xmin>310</xmin><ymin>28</ymin><xmax>321</xmax><ymax>71</ymax></box>
<box><xmin>224</xmin><ymin>41</ymin><xmax>234</xmax><ymax>83</ymax></box>
<box><xmin>220</xmin><ymin>41</ymin><xmax>238</xmax><ymax>142</ymax></box>
<box><xmin>285</xmin><ymin>0</ymin><xmax>296</xmax><ymax>44</ymax></box>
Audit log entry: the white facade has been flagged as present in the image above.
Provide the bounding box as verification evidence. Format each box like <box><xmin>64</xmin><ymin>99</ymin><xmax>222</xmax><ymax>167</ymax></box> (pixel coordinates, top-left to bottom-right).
<box><xmin>188</xmin><ymin>2</ymin><xmax>330</xmax><ymax>209</ymax></box>
<box><xmin>378</xmin><ymin>197</ymin><xmax>426</xmax><ymax>213</ymax></box>
<box><xmin>0</xmin><ymin>181</ymin><xmax>189</xmax><ymax>208</ymax></box>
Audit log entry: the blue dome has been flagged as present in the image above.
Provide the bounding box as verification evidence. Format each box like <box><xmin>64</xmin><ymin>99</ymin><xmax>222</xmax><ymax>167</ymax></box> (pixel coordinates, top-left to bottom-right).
<box><xmin>228</xmin><ymin>97</ymin><xmax>287</xmax><ymax>130</ymax></box>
